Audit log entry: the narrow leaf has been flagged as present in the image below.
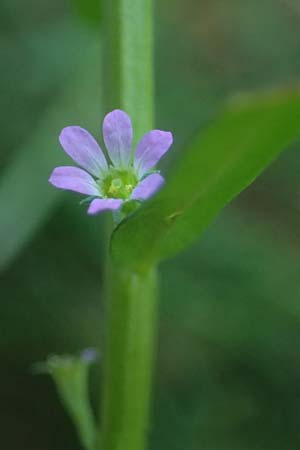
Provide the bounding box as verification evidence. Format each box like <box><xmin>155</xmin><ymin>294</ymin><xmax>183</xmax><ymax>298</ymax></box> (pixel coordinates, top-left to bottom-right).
<box><xmin>0</xmin><ymin>38</ymin><xmax>100</xmax><ymax>271</ymax></box>
<box><xmin>111</xmin><ymin>89</ymin><xmax>300</xmax><ymax>271</ymax></box>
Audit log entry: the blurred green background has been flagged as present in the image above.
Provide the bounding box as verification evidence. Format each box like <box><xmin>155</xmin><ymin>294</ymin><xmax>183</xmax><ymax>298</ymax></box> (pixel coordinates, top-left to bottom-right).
<box><xmin>1</xmin><ymin>0</ymin><xmax>300</xmax><ymax>449</ymax></box>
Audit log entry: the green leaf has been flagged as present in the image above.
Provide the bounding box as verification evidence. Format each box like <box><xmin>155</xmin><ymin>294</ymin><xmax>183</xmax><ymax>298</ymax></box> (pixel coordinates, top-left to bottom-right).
<box><xmin>111</xmin><ymin>89</ymin><xmax>300</xmax><ymax>272</ymax></box>
<box><xmin>0</xmin><ymin>36</ymin><xmax>101</xmax><ymax>271</ymax></box>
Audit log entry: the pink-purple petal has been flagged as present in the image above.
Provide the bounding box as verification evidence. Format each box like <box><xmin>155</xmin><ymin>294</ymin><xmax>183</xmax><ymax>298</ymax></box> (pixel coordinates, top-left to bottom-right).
<box><xmin>102</xmin><ymin>109</ymin><xmax>133</xmax><ymax>167</ymax></box>
<box><xmin>49</xmin><ymin>166</ymin><xmax>100</xmax><ymax>196</ymax></box>
<box><xmin>87</xmin><ymin>198</ymin><xmax>123</xmax><ymax>215</ymax></box>
<box><xmin>59</xmin><ymin>126</ymin><xmax>107</xmax><ymax>177</ymax></box>
<box><xmin>131</xmin><ymin>173</ymin><xmax>165</xmax><ymax>201</ymax></box>
<box><xmin>134</xmin><ymin>130</ymin><xmax>173</xmax><ymax>177</ymax></box>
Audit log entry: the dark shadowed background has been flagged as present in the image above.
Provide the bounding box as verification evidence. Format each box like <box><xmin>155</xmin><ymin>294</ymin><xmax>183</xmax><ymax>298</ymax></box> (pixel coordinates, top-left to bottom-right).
<box><xmin>1</xmin><ymin>0</ymin><xmax>300</xmax><ymax>449</ymax></box>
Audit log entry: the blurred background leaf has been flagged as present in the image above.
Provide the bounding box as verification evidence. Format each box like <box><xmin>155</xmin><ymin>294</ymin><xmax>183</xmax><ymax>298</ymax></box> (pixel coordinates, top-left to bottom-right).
<box><xmin>1</xmin><ymin>0</ymin><xmax>300</xmax><ymax>449</ymax></box>
<box><xmin>0</xmin><ymin>30</ymin><xmax>101</xmax><ymax>270</ymax></box>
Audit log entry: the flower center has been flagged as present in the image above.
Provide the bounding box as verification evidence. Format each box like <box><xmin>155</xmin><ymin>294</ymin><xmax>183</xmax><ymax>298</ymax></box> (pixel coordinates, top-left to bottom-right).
<box><xmin>100</xmin><ymin>168</ymin><xmax>138</xmax><ymax>200</ymax></box>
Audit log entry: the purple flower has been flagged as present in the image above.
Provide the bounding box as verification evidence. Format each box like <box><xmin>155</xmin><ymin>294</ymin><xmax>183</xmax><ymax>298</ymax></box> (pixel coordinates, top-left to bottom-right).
<box><xmin>49</xmin><ymin>110</ymin><xmax>173</xmax><ymax>215</ymax></box>
<box><xmin>80</xmin><ymin>348</ymin><xmax>99</xmax><ymax>363</ymax></box>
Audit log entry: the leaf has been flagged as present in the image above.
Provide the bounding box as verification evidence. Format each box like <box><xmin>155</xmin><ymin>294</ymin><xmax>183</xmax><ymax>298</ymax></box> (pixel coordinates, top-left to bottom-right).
<box><xmin>111</xmin><ymin>89</ymin><xmax>300</xmax><ymax>271</ymax></box>
<box><xmin>0</xmin><ymin>36</ymin><xmax>101</xmax><ymax>271</ymax></box>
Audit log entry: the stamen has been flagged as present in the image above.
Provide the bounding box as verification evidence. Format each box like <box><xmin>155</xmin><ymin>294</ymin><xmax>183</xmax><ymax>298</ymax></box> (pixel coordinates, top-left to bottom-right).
<box><xmin>101</xmin><ymin>169</ymin><xmax>138</xmax><ymax>199</ymax></box>
<box><xmin>108</xmin><ymin>178</ymin><xmax>122</xmax><ymax>195</ymax></box>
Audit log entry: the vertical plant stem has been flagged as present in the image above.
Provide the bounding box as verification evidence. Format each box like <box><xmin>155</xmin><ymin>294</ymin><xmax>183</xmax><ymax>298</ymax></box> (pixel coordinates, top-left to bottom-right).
<box><xmin>102</xmin><ymin>0</ymin><xmax>154</xmax><ymax>137</ymax></box>
<box><xmin>99</xmin><ymin>1</ymin><xmax>156</xmax><ymax>450</ymax></box>
<box><xmin>100</xmin><ymin>266</ymin><xmax>158</xmax><ymax>450</ymax></box>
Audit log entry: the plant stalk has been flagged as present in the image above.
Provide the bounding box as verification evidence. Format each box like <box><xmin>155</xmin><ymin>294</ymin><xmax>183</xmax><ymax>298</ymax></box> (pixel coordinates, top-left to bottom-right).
<box><xmin>102</xmin><ymin>0</ymin><xmax>154</xmax><ymax>138</ymax></box>
<box><xmin>100</xmin><ymin>266</ymin><xmax>158</xmax><ymax>450</ymax></box>
<box><xmin>99</xmin><ymin>0</ymin><xmax>155</xmax><ymax>449</ymax></box>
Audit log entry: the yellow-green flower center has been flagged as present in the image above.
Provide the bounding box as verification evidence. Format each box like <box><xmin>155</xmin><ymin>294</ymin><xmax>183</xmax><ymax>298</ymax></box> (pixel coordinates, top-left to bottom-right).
<box><xmin>100</xmin><ymin>168</ymin><xmax>138</xmax><ymax>200</ymax></box>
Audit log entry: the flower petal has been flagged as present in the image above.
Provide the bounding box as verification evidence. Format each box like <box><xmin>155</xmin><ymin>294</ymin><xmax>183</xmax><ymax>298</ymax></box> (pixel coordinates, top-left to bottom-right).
<box><xmin>134</xmin><ymin>130</ymin><xmax>173</xmax><ymax>177</ymax></box>
<box><xmin>131</xmin><ymin>173</ymin><xmax>165</xmax><ymax>201</ymax></box>
<box><xmin>87</xmin><ymin>198</ymin><xmax>123</xmax><ymax>215</ymax></box>
<box><xmin>59</xmin><ymin>126</ymin><xmax>107</xmax><ymax>177</ymax></box>
<box><xmin>102</xmin><ymin>110</ymin><xmax>133</xmax><ymax>167</ymax></box>
<box><xmin>49</xmin><ymin>166</ymin><xmax>100</xmax><ymax>196</ymax></box>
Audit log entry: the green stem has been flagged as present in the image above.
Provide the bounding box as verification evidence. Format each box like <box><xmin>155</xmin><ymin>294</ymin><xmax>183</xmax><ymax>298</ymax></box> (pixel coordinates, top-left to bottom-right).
<box><xmin>99</xmin><ymin>1</ymin><xmax>156</xmax><ymax>449</ymax></box>
<box><xmin>100</xmin><ymin>266</ymin><xmax>158</xmax><ymax>450</ymax></box>
<box><xmin>46</xmin><ymin>355</ymin><xmax>97</xmax><ymax>450</ymax></box>
<box><xmin>102</xmin><ymin>0</ymin><xmax>154</xmax><ymax>137</ymax></box>
<box><xmin>61</xmin><ymin>369</ymin><xmax>96</xmax><ymax>450</ymax></box>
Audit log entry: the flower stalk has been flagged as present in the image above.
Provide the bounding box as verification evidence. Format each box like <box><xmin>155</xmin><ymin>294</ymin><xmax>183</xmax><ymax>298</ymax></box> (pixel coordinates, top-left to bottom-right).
<box><xmin>36</xmin><ymin>351</ymin><xmax>98</xmax><ymax>450</ymax></box>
